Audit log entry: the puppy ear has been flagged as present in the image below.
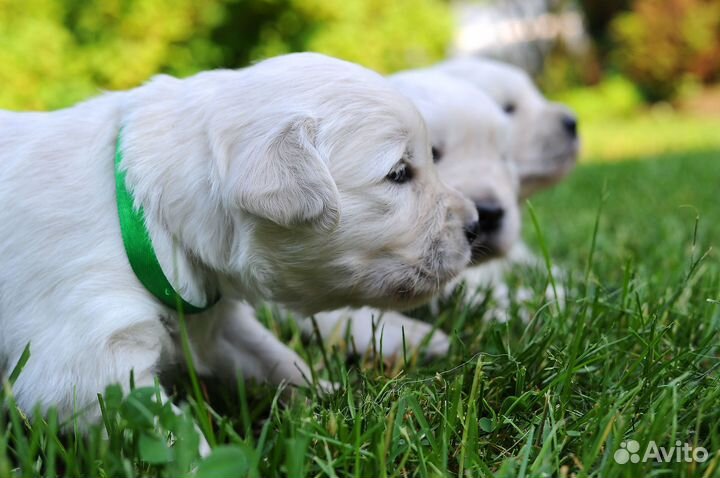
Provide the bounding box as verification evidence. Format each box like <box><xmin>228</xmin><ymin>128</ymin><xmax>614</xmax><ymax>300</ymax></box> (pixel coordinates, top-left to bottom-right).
<box><xmin>233</xmin><ymin>116</ymin><xmax>340</xmax><ymax>231</ymax></box>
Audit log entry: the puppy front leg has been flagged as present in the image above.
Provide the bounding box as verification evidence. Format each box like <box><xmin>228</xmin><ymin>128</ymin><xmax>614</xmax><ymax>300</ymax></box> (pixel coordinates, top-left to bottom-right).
<box><xmin>99</xmin><ymin>319</ymin><xmax>212</xmax><ymax>456</ymax></box>
<box><xmin>7</xmin><ymin>316</ymin><xmax>215</xmax><ymax>454</ymax></box>
<box><xmin>10</xmin><ymin>318</ymin><xmax>163</xmax><ymax>423</ymax></box>
<box><xmin>302</xmin><ymin>307</ymin><xmax>450</xmax><ymax>358</ymax></box>
<box><xmin>192</xmin><ymin>302</ymin><xmax>328</xmax><ymax>391</ymax></box>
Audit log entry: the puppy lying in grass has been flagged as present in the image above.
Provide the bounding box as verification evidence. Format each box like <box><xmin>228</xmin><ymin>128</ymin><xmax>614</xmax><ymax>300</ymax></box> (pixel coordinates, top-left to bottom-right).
<box><xmin>293</xmin><ymin>58</ymin><xmax>580</xmax><ymax>357</ymax></box>
<box><xmin>432</xmin><ymin>57</ymin><xmax>579</xmax><ymax>315</ymax></box>
<box><xmin>295</xmin><ymin>69</ymin><xmax>520</xmax><ymax>357</ymax></box>
<box><xmin>0</xmin><ymin>53</ymin><xmax>479</xmax><ymax>437</ymax></box>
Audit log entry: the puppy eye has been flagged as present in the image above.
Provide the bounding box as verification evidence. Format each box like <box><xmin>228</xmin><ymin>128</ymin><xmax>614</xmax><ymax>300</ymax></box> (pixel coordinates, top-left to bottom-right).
<box><xmin>431</xmin><ymin>146</ymin><xmax>443</xmax><ymax>163</ymax></box>
<box><xmin>503</xmin><ymin>103</ymin><xmax>516</xmax><ymax>114</ymax></box>
<box><xmin>386</xmin><ymin>162</ymin><xmax>412</xmax><ymax>184</ymax></box>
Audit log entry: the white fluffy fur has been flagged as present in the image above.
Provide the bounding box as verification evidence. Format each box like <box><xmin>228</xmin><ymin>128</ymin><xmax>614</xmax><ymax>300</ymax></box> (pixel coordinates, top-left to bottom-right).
<box><xmin>297</xmin><ymin>69</ymin><xmax>522</xmax><ymax>357</ymax></box>
<box><xmin>0</xmin><ymin>53</ymin><xmax>478</xmax><ymax>428</ymax></box>
<box><xmin>433</xmin><ymin>58</ymin><xmax>577</xmax><ymax>313</ymax></box>
<box><xmin>389</xmin><ymin>69</ymin><xmax>520</xmax><ymax>261</ymax></box>
<box><xmin>435</xmin><ymin>57</ymin><xmax>579</xmax><ymax>198</ymax></box>
<box><xmin>295</xmin><ymin>59</ymin><xmax>579</xmax><ymax>358</ymax></box>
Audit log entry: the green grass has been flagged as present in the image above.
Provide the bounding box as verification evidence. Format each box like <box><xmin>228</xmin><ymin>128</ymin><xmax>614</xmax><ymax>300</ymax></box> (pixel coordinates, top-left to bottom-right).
<box><xmin>2</xmin><ymin>149</ymin><xmax>720</xmax><ymax>477</ymax></box>
<box><xmin>578</xmin><ymin>113</ymin><xmax>720</xmax><ymax>163</ymax></box>
<box><xmin>553</xmin><ymin>76</ymin><xmax>720</xmax><ymax>163</ymax></box>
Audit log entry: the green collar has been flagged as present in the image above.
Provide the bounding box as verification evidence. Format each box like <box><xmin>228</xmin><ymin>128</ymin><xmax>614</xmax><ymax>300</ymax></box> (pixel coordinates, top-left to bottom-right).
<box><xmin>114</xmin><ymin>130</ymin><xmax>219</xmax><ymax>314</ymax></box>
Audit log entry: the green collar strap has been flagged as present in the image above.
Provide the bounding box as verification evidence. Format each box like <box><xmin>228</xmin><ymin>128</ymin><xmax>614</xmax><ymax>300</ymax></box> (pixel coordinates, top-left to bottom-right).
<box><xmin>115</xmin><ymin>130</ymin><xmax>220</xmax><ymax>314</ymax></box>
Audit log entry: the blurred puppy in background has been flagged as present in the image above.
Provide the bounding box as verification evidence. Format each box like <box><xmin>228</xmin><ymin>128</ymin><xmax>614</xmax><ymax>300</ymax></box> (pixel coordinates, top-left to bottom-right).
<box><xmin>435</xmin><ymin>57</ymin><xmax>579</xmax><ymax>199</ymax></box>
<box><xmin>433</xmin><ymin>57</ymin><xmax>579</xmax><ymax>314</ymax></box>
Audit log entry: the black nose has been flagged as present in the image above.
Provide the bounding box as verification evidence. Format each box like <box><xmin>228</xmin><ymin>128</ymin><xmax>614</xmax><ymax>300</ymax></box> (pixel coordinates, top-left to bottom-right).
<box><xmin>464</xmin><ymin>220</ymin><xmax>480</xmax><ymax>245</ymax></box>
<box><xmin>476</xmin><ymin>201</ymin><xmax>504</xmax><ymax>234</ymax></box>
<box><xmin>562</xmin><ymin>114</ymin><xmax>578</xmax><ymax>138</ymax></box>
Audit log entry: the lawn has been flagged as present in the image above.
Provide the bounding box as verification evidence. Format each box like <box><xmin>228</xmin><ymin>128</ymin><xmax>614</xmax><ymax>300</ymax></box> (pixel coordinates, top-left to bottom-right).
<box><xmin>2</xmin><ymin>140</ymin><xmax>720</xmax><ymax>475</ymax></box>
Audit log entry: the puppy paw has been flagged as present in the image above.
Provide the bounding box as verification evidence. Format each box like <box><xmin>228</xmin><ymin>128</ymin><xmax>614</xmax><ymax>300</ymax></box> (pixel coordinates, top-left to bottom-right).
<box><xmin>281</xmin><ymin>378</ymin><xmax>340</xmax><ymax>401</ymax></box>
<box><xmin>198</xmin><ymin>434</ymin><xmax>212</xmax><ymax>458</ymax></box>
<box><xmin>422</xmin><ymin>328</ymin><xmax>451</xmax><ymax>357</ymax></box>
<box><xmin>316</xmin><ymin>379</ymin><xmax>340</xmax><ymax>395</ymax></box>
<box><xmin>373</xmin><ymin>312</ymin><xmax>450</xmax><ymax>358</ymax></box>
<box><xmin>545</xmin><ymin>283</ymin><xmax>567</xmax><ymax>310</ymax></box>
<box><xmin>310</xmin><ymin>308</ymin><xmax>449</xmax><ymax>359</ymax></box>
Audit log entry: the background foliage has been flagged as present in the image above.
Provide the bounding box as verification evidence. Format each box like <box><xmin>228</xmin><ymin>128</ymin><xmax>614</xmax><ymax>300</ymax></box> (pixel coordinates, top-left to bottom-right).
<box><xmin>544</xmin><ymin>0</ymin><xmax>720</xmax><ymax>102</ymax></box>
<box><xmin>0</xmin><ymin>0</ymin><xmax>452</xmax><ymax>111</ymax></box>
<box><xmin>3</xmin><ymin>0</ymin><xmax>720</xmax><ymax>108</ymax></box>
<box><xmin>611</xmin><ymin>0</ymin><xmax>720</xmax><ymax>101</ymax></box>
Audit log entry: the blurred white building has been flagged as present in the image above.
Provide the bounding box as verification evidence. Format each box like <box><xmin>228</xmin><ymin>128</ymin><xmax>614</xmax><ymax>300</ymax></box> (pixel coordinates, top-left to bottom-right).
<box><xmin>451</xmin><ymin>0</ymin><xmax>587</xmax><ymax>74</ymax></box>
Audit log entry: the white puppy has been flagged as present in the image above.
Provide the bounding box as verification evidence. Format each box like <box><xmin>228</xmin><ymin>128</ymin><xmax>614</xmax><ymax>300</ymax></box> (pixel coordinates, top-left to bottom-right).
<box><xmin>434</xmin><ymin>57</ymin><xmax>579</xmax><ymax>198</ymax></box>
<box><xmin>300</xmin><ymin>70</ymin><xmax>521</xmax><ymax>356</ymax></box>
<box><xmin>298</xmin><ymin>59</ymin><xmax>581</xmax><ymax>356</ymax></box>
<box><xmin>434</xmin><ymin>57</ymin><xmax>579</xmax><ymax>316</ymax></box>
<box><xmin>0</xmin><ymin>53</ymin><xmax>478</xmax><ymax>427</ymax></box>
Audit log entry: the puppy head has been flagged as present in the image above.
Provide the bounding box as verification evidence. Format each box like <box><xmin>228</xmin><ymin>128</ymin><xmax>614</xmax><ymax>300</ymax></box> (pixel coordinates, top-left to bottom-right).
<box><xmin>390</xmin><ymin>70</ymin><xmax>521</xmax><ymax>264</ymax></box>
<box><xmin>436</xmin><ymin>58</ymin><xmax>579</xmax><ymax>199</ymax></box>
<box><xmin>179</xmin><ymin>53</ymin><xmax>477</xmax><ymax>313</ymax></box>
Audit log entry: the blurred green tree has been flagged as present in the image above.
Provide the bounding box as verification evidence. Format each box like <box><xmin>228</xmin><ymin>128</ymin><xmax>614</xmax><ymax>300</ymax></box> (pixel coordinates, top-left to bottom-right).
<box><xmin>211</xmin><ymin>0</ymin><xmax>452</xmax><ymax>73</ymax></box>
<box><xmin>0</xmin><ymin>0</ymin><xmax>452</xmax><ymax>111</ymax></box>
<box><xmin>0</xmin><ymin>0</ymin><xmax>227</xmax><ymax>109</ymax></box>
